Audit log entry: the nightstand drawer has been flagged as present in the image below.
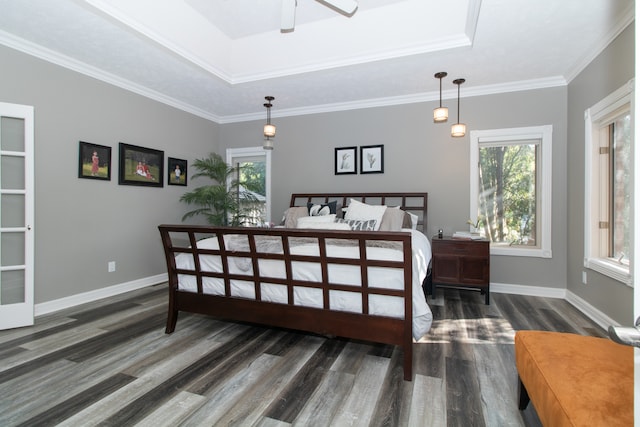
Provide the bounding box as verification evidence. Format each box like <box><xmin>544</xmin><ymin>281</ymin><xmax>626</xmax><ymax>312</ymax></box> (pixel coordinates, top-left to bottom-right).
<box><xmin>432</xmin><ymin>239</ymin><xmax>489</xmax><ymax>257</ymax></box>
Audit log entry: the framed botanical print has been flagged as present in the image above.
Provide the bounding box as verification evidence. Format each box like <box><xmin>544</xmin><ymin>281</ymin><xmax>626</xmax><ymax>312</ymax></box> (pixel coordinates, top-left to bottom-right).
<box><xmin>360</xmin><ymin>144</ymin><xmax>384</xmax><ymax>174</ymax></box>
<box><xmin>335</xmin><ymin>146</ymin><xmax>357</xmax><ymax>175</ymax></box>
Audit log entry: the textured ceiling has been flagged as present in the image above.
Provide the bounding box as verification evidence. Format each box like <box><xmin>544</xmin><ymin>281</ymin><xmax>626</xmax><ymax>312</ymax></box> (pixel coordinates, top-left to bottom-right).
<box><xmin>0</xmin><ymin>0</ymin><xmax>634</xmax><ymax>123</ymax></box>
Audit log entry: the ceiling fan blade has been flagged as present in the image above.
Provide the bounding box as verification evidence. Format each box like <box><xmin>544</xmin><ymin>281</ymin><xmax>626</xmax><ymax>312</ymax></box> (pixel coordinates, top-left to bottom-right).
<box><xmin>281</xmin><ymin>0</ymin><xmax>296</xmax><ymax>32</ymax></box>
<box><xmin>319</xmin><ymin>0</ymin><xmax>358</xmax><ymax>15</ymax></box>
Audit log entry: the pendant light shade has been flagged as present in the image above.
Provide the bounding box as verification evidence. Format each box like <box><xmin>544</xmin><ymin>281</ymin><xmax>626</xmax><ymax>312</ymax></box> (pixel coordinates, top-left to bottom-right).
<box><xmin>433</xmin><ymin>71</ymin><xmax>448</xmax><ymax>123</ymax></box>
<box><xmin>451</xmin><ymin>79</ymin><xmax>466</xmax><ymax>137</ymax></box>
<box><xmin>451</xmin><ymin>122</ymin><xmax>467</xmax><ymax>137</ymax></box>
<box><xmin>263</xmin><ymin>96</ymin><xmax>275</xmax><ymax>150</ymax></box>
<box><xmin>263</xmin><ymin>124</ymin><xmax>276</xmax><ymax>138</ymax></box>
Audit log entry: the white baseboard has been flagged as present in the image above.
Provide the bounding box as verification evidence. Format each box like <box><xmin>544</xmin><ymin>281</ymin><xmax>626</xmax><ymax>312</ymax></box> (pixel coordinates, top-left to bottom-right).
<box><xmin>492</xmin><ymin>282</ymin><xmax>567</xmax><ymax>299</ymax></box>
<box><xmin>565</xmin><ymin>290</ymin><xmax>619</xmax><ymax>330</ymax></box>
<box><xmin>35</xmin><ymin>274</ymin><xmax>167</xmax><ymax>317</ymax></box>
<box><xmin>492</xmin><ymin>281</ymin><xmax>616</xmax><ymax>331</ymax></box>
<box><xmin>35</xmin><ymin>276</ymin><xmax>616</xmax><ymax>332</ymax></box>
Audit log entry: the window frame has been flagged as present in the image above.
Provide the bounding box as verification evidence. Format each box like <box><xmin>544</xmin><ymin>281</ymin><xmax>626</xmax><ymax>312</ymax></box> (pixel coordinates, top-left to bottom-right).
<box><xmin>584</xmin><ymin>80</ymin><xmax>634</xmax><ymax>285</ymax></box>
<box><xmin>226</xmin><ymin>146</ymin><xmax>272</xmax><ymax>224</ymax></box>
<box><xmin>470</xmin><ymin>125</ymin><xmax>553</xmax><ymax>258</ymax></box>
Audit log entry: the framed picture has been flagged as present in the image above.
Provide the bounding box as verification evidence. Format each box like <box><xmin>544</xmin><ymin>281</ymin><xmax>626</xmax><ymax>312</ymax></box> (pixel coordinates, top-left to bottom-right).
<box><xmin>78</xmin><ymin>141</ymin><xmax>111</xmax><ymax>180</ymax></box>
<box><xmin>360</xmin><ymin>144</ymin><xmax>384</xmax><ymax>174</ymax></box>
<box><xmin>167</xmin><ymin>157</ymin><xmax>187</xmax><ymax>186</ymax></box>
<box><xmin>335</xmin><ymin>146</ymin><xmax>357</xmax><ymax>175</ymax></box>
<box><xmin>118</xmin><ymin>142</ymin><xmax>164</xmax><ymax>187</ymax></box>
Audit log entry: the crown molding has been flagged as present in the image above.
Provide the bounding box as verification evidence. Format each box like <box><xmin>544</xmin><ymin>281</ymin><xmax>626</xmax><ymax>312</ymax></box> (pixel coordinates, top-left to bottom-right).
<box><xmin>0</xmin><ymin>30</ymin><xmax>221</xmax><ymax>123</ymax></box>
<box><xmin>0</xmin><ymin>28</ymin><xmax>567</xmax><ymax>126</ymax></box>
<box><xmin>84</xmin><ymin>0</ymin><xmax>234</xmax><ymax>83</ymax></box>
<box><xmin>220</xmin><ymin>76</ymin><xmax>568</xmax><ymax>124</ymax></box>
<box><xmin>231</xmin><ymin>33</ymin><xmax>472</xmax><ymax>84</ymax></box>
<box><xmin>564</xmin><ymin>5</ymin><xmax>635</xmax><ymax>84</ymax></box>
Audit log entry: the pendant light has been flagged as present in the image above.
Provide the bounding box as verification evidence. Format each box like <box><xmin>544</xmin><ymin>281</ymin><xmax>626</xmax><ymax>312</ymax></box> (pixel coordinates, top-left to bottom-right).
<box><xmin>263</xmin><ymin>96</ymin><xmax>276</xmax><ymax>150</ymax></box>
<box><xmin>433</xmin><ymin>72</ymin><xmax>448</xmax><ymax>123</ymax></box>
<box><xmin>451</xmin><ymin>79</ymin><xmax>466</xmax><ymax>137</ymax></box>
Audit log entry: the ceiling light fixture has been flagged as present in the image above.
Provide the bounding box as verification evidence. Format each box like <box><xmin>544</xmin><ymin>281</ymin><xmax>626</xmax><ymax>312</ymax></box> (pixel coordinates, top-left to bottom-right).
<box><xmin>263</xmin><ymin>96</ymin><xmax>276</xmax><ymax>150</ymax></box>
<box><xmin>433</xmin><ymin>71</ymin><xmax>448</xmax><ymax>123</ymax></box>
<box><xmin>451</xmin><ymin>79</ymin><xmax>466</xmax><ymax>137</ymax></box>
<box><xmin>281</xmin><ymin>0</ymin><xmax>296</xmax><ymax>33</ymax></box>
<box><xmin>281</xmin><ymin>0</ymin><xmax>358</xmax><ymax>32</ymax></box>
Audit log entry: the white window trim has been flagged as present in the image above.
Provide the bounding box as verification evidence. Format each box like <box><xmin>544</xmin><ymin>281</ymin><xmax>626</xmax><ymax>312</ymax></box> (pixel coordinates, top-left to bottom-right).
<box><xmin>584</xmin><ymin>79</ymin><xmax>634</xmax><ymax>286</ymax></box>
<box><xmin>226</xmin><ymin>146</ymin><xmax>272</xmax><ymax>223</ymax></box>
<box><xmin>470</xmin><ymin>125</ymin><xmax>553</xmax><ymax>258</ymax></box>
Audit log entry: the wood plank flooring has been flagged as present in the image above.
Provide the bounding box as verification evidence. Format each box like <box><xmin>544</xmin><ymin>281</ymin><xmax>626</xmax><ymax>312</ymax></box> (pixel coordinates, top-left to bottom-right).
<box><xmin>0</xmin><ymin>285</ymin><xmax>606</xmax><ymax>426</ymax></box>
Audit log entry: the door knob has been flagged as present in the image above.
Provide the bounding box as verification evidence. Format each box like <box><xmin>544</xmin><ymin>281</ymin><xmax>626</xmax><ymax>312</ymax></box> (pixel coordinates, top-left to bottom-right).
<box><xmin>608</xmin><ymin>317</ymin><xmax>640</xmax><ymax>347</ymax></box>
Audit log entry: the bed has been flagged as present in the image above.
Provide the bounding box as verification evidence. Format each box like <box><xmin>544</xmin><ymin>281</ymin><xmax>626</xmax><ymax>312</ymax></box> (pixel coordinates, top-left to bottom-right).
<box><xmin>158</xmin><ymin>192</ymin><xmax>431</xmax><ymax>381</ymax></box>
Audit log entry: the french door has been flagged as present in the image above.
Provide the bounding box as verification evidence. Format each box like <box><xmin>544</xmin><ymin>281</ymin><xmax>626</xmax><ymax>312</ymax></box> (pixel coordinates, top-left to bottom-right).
<box><xmin>0</xmin><ymin>102</ymin><xmax>34</xmax><ymax>330</ymax></box>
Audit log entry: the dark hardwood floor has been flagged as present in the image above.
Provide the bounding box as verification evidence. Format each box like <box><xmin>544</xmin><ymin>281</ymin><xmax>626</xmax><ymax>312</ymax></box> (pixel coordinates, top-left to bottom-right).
<box><xmin>0</xmin><ymin>284</ymin><xmax>606</xmax><ymax>426</ymax></box>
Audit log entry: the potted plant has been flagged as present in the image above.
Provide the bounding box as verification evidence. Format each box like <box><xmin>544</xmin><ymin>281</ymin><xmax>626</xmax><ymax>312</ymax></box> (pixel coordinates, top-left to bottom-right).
<box><xmin>179</xmin><ymin>152</ymin><xmax>261</xmax><ymax>226</ymax></box>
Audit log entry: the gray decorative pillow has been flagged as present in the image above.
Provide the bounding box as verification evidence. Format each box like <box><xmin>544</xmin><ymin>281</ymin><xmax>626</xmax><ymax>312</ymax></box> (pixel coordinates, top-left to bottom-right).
<box><xmin>282</xmin><ymin>206</ymin><xmax>310</xmax><ymax>228</ymax></box>
<box><xmin>335</xmin><ymin>218</ymin><xmax>377</xmax><ymax>231</ymax></box>
<box><xmin>401</xmin><ymin>212</ymin><xmax>413</xmax><ymax>229</ymax></box>
<box><xmin>379</xmin><ymin>207</ymin><xmax>406</xmax><ymax>231</ymax></box>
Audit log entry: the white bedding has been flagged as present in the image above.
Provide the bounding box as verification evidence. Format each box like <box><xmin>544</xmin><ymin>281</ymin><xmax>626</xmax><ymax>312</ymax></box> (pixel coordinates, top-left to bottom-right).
<box><xmin>174</xmin><ymin>229</ymin><xmax>433</xmax><ymax>340</ymax></box>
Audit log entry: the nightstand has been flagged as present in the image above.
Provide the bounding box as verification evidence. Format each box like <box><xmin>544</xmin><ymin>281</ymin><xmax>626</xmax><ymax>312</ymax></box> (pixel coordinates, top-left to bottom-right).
<box><xmin>431</xmin><ymin>236</ymin><xmax>490</xmax><ymax>304</ymax></box>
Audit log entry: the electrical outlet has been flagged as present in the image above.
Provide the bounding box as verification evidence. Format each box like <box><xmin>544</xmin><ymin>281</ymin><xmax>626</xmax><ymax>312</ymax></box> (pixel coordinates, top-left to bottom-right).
<box><xmin>108</xmin><ymin>261</ymin><xmax>116</xmax><ymax>272</ymax></box>
<box><xmin>582</xmin><ymin>271</ymin><xmax>587</xmax><ymax>284</ymax></box>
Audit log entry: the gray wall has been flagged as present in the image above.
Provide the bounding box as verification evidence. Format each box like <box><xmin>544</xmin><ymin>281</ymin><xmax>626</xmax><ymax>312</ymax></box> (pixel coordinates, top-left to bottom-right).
<box><xmin>566</xmin><ymin>24</ymin><xmax>635</xmax><ymax>324</ymax></box>
<box><xmin>0</xmin><ymin>44</ymin><xmax>220</xmax><ymax>303</ymax></box>
<box><xmin>0</xmin><ymin>20</ymin><xmax>633</xmax><ymax>328</ymax></box>
<box><xmin>222</xmin><ymin>86</ymin><xmax>569</xmax><ymax>290</ymax></box>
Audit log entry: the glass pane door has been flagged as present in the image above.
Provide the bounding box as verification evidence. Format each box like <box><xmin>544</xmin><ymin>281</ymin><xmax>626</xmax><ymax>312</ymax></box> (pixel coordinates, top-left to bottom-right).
<box><xmin>0</xmin><ymin>103</ymin><xmax>34</xmax><ymax>330</ymax></box>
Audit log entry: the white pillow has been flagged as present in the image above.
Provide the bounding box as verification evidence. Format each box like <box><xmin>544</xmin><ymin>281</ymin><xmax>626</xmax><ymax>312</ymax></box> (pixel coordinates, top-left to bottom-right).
<box><xmin>296</xmin><ymin>221</ymin><xmax>351</xmax><ymax>230</ymax></box>
<box><xmin>344</xmin><ymin>199</ymin><xmax>386</xmax><ymax>231</ymax></box>
<box><xmin>296</xmin><ymin>214</ymin><xmax>337</xmax><ymax>228</ymax></box>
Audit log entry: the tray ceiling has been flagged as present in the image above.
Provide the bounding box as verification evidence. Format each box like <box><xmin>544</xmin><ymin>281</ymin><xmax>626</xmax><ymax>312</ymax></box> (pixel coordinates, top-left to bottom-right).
<box><xmin>0</xmin><ymin>0</ymin><xmax>634</xmax><ymax>122</ymax></box>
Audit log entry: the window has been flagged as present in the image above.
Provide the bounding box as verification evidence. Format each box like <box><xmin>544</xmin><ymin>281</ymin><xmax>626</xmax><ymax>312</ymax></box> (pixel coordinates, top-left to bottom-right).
<box><xmin>584</xmin><ymin>80</ymin><xmax>633</xmax><ymax>285</ymax></box>
<box><xmin>470</xmin><ymin>125</ymin><xmax>552</xmax><ymax>258</ymax></box>
<box><xmin>226</xmin><ymin>147</ymin><xmax>272</xmax><ymax>226</ymax></box>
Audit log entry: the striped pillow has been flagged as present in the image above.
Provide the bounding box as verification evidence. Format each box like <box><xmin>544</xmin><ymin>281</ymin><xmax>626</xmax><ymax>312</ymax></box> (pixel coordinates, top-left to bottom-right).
<box><xmin>335</xmin><ymin>218</ymin><xmax>377</xmax><ymax>231</ymax></box>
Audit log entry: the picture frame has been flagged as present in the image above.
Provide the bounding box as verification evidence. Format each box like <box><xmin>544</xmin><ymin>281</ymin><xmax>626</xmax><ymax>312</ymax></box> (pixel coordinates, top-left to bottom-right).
<box><xmin>78</xmin><ymin>141</ymin><xmax>111</xmax><ymax>180</ymax></box>
<box><xmin>360</xmin><ymin>144</ymin><xmax>384</xmax><ymax>174</ymax></box>
<box><xmin>118</xmin><ymin>142</ymin><xmax>164</xmax><ymax>187</ymax></box>
<box><xmin>335</xmin><ymin>146</ymin><xmax>357</xmax><ymax>175</ymax></box>
<box><xmin>167</xmin><ymin>157</ymin><xmax>187</xmax><ymax>186</ymax></box>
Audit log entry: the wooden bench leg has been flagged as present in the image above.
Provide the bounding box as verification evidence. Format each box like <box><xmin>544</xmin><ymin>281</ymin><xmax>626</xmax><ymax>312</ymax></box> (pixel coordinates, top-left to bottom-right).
<box><xmin>518</xmin><ymin>375</ymin><xmax>530</xmax><ymax>410</ymax></box>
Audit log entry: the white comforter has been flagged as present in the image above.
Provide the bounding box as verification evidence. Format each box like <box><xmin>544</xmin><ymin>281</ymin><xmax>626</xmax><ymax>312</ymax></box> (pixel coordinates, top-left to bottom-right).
<box><xmin>175</xmin><ymin>229</ymin><xmax>433</xmax><ymax>340</ymax></box>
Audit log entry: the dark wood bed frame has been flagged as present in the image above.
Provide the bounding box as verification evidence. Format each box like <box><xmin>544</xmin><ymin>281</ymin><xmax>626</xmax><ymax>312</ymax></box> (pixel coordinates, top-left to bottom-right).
<box><xmin>158</xmin><ymin>192</ymin><xmax>428</xmax><ymax>381</ymax></box>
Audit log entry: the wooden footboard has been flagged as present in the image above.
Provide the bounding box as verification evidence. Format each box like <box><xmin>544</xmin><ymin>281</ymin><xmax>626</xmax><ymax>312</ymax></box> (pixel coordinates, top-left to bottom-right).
<box><xmin>158</xmin><ymin>224</ymin><xmax>416</xmax><ymax>380</ymax></box>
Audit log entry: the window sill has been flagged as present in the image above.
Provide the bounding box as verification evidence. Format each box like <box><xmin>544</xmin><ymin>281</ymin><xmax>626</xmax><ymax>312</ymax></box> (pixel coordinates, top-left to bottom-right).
<box><xmin>585</xmin><ymin>257</ymin><xmax>632</xmax><ymax>286</ymax></box>
<box><xmin>490</xmin><ymin>246</ymin><xmax>552</xmax><ymax>258</ymax></box>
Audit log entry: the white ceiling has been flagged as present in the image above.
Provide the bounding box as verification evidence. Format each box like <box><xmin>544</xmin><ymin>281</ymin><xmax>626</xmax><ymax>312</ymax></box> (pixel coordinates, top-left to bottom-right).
<box><xmin>0</xmin><ymin>0</ymin><xmax>634</xmax><ymax>123</ymax></box>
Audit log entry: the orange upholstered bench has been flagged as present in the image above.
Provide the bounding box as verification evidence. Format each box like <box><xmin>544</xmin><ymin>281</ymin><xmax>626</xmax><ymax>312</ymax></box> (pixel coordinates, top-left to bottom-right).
<box><xmin>515</xmin><ymin>330</ymin><xmax>633</xmax><ymax>427</ymax></box>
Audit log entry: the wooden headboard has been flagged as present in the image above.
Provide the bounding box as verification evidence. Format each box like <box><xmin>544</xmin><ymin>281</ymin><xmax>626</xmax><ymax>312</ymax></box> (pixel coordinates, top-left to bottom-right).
<box><xmin>290</xmin><ymin>192</ymin><xmax>428</xmax><ymax>233</ymax></box>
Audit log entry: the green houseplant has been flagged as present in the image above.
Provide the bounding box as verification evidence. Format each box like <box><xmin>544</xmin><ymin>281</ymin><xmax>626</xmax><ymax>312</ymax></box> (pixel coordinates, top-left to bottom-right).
<box><xmin>180</xmin><ymin>152</ymin><xmax>261</xmax><ymax>226</ymax></box>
